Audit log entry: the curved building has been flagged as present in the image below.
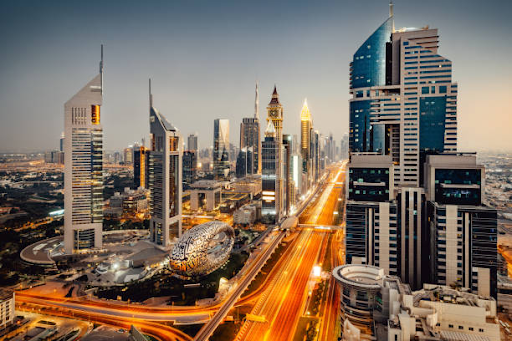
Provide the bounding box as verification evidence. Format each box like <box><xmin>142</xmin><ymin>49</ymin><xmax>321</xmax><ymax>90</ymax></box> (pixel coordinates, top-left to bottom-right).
<box><xmin>333</xmin><ymin>264</ymin><xmax>384</xmax><ymax>339</ymax></box>
<box><xmin>169</xmin><ymin>221</ymin><xmax>234</xmax><ymax>277</ymax></box>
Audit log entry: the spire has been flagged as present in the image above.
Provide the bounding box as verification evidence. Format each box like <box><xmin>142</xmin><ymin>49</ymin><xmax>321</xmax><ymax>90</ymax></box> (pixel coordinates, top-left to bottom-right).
<box><xmin>265</xmin><ymin>120</ymin><xmax>276</xmax><ymax>137</ymax></box>
<box><xmin>269</xmin><ymin>85</ymin><xmax>280</xmax><ymax>105</ymax></box>
<box><xmin>100</xmin><ymin>44</ymin><xmax>104</xmax><ymax>95</ymax></box>
<box><xmin>254</xmin><ymin>81</ymin><xmax>259</xmax><ymax>119</ymax></box>
<box><xmin>389</xmin><ymin>1</ymin><xmax>395</xmax><ymax>33</ymax></box>
<box><xmin>149</xmin><ymin>78</ymin><xmax>153</xmax><ymax>108</ymax></box>
<box><xmin>301</xmin><ymin>98</ymin><xmax>311</xmax><ymax>121</ymax></box>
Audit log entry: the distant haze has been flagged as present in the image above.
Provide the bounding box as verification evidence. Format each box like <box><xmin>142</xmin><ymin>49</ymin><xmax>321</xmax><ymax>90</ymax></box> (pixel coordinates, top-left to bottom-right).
<box><xmin>0</xmin><ymin>0</ymin><xmax>510</xmax><ymax>153</ymax></box>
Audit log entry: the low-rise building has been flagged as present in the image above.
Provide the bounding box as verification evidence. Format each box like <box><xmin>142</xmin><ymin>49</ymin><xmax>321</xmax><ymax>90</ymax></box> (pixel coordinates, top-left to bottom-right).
<box><xmin>0</xmin><ymin>290</ymin><xmax>14</xmax><ymax>330</ymax></box>
<box><xmin>233</xmin><ymin>204</ymin><xmax>259</xmax><ymax>225</ymax></box>
<box><xmin>333</xmin><ymin>264</ymin><xmax>500</xmax><ymax>341</ymax></box>
<box><xmin>105</xmin><ymin>187</ymin><xmax>149</xmax><ymax>218</ymax></box>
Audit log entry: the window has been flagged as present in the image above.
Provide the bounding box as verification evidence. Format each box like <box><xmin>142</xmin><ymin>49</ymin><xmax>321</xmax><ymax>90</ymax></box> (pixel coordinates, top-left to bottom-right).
<box><xmin>458</xmin><ymin>326</ymin><xmax>463</xmax><ymax>330</ymax></box>
<box><xmin>422</xmin><ymin>87</ymin><xmax>429</xmax><ymax>94</ymax></box>
<box><xmin>449</xmin><ymin>324</ymin><xmax>454</xmax><ymax>329</ymax></box>
<box><xmin>479</xmin><ymin>328</ymin><xmax>484</xmax><ymax>332</ymax></box>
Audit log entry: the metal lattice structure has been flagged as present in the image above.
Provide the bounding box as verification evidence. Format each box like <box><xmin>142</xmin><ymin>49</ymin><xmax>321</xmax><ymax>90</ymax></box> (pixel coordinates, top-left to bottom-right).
<box><xmin>169</xmin><ymin>221</ymin><xmax>235</xmax><ymax>277</ymax></box>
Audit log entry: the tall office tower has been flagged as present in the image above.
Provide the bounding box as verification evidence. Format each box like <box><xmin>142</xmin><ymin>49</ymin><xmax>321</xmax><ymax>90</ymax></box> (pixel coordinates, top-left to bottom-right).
<box><xmin>235</xmin><ymin>147</ymin><xmax>253</xmax><ymax>178</ymax></box>
<box><xmin>182</xmin><ymin>150</ymin><xmax>197</xmax><ymax>188</ymax></box>
<box><xmin>240</xmin><ymin>84</ymin><xmax>261</xmax><ymax>176</ymax></box>
<box><xmin>312</xmin><ymin>130</ymin><xmax>320</xmax><ymax>181</ymax></box>
<box><xmin>327</xmin><ymin>133</ymin><xmax>334</xmax><ymax>163</ymax></box>
<box><xmin>240</xmin><ymin>117</ymin><xmax>260</xmax><ymax>175</ymax></box>
<box><xmin>340</xmin><ymin>133</ymin><xmax>349</xmax><ymax>159</ymax></box>
<box><xmin>283</xmin><ymin>134</ymin><xmax>293</xmax><ymax>215</ymax></box>
<box><xmin>300</xmin><ymin>99</ymin><xmax>312</xmax><ymax>175</ymax></box>
<box><xmin>290</xmin><ymin>153</ymin><xmax>302</xmax><ymax>198</ymax></box>
<box><xmin>213</xmin><ymin>119</ymin><xmax>230</xmax><ymax>180</ymax></box>
<box><xmin>425</xmin><ymin>154</ymin><xmax>497</xmax><ymax>298</ymax></box>
<box><xmin>187</xmin><ymin>133</ymin><xmax>198</xmax><ymax>153</ymax></box>
<box><xmin>261</xmin><ymin>121</ymin><xmax>278</xmax><ymax>223</ymax></box>
<box><xmin>134</xmin><ymin>145</ymin><xmax>148</xmax><ymax>189</ymax></box>
<box><xmin>345</xmin><ymin>154</ymin><xmax>398</xmax><ymax>276</ymax></box>
<box><xmin>60</xmin><ymin>132</ymin><xmax>65</xmax><ymax>152</ymax></box>
<box><xmin>266</xmin><ymin>86</ymin><xmax>285</xmax><ymax>220</ymax></box>
<box><xmin>63</xmin><ymin>46</ymin><xmax>104</xmax><ymax>254</ymax></box>
<box><xmin>148</xmin><ymin>80</ymin><xmax>183</xmax><ymax>248</ymax></box>
<box><xmin>124</xmin><ymin>146</ymin><xmax>133</xmax><ymax>164</ymax></box>
<box><xmin>349</xmin><ymin>6</ymin><xmax>457</xmax><ymax>187</ymax></box>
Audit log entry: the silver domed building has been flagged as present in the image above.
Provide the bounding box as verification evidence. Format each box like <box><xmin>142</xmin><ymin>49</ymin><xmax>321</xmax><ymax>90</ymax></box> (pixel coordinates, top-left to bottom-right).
<box><xmin>169</xmin><ymin>221</ymin><xmax>235</xmax><ymax>277</ymax></box>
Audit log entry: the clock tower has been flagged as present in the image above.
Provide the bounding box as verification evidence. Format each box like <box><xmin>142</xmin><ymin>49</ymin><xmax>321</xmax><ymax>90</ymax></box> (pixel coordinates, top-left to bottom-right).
<box><xmin>266</xmin><ymin>85</ymin><xmax>285</xmax><ymax>221</ymax></box>
<box><xmin>266</xmin><ymin>85</ymin><xmax>283</xmax><ymax>143</ymax></box>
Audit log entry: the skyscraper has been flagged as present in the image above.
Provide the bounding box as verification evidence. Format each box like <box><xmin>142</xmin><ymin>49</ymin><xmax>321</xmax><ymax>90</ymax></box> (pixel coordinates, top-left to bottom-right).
<box><xmin>424</xmin><ymin>154</ymin><xmax>497</xmax><ymax>298</ymax></box>
<box><xmin>213</xmin><ymin>119</ymin><xmax>230</xmax><ymax>180</ymax></box>
<box><xmin>261</xmin><ymin>121</ymin><xmax>278</xmax><ymax>223</ymax></box>
<box><xmin>182</xmin><ymin>150</ymin><xmax>197</xmax><ymax>187</ymax></box>
<box><xmin>187</xmin><ymin>133</ymin><xmax>198</xmax><ymax>153</ymax></box>
<box><xmin>300</xmin><ymin>99</ymin><xmax>312</xmax><ymax>175</ymax></box>
<box><xmin>148</xmin><ymin>80</ymin><xmax>183</xmax><ymax>248</ymax></box>
<box><xmin>349</xmin><ymin>5</ymin><xmax>457</xmax><ymax>187</ymax></box>
<box><xmin>124</xmin><ymin>146</ymin><xmax>133</xmax><ymax>164</ymax></box>
<box><xmin>63</xmin><ymin>46</ymin><xmax>104</xmax><ymax>254</ymax></box>
<box><xmin>134</xmin><ymin>145</ymin><xmax>148</xmax><ymax>189</ymax></box>
<box><xmin>266</xmin><ymin>86</ymin><xmax>284</xmax><ymax>220</ymax></box>
<box><xmin>240</xmin><ymin>113</ymin><xmax>260</xmax><ymax>176</ymax></box>
<box><xmin>344</xmin><ymin>7</ymin><xmax>496</xmax><ymax>297</ymax></box>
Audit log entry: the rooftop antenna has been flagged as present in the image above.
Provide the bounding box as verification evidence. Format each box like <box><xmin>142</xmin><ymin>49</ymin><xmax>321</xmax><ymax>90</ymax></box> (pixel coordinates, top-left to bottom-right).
<box><xmin>389</xmin><ymin>1</ymin><xmax>395</xmax><ymax>33</ymax></box>
<box><xmin>149</xmin><ymin>78</ymin><xmax>153</xmax><ymax>108</ymax></box>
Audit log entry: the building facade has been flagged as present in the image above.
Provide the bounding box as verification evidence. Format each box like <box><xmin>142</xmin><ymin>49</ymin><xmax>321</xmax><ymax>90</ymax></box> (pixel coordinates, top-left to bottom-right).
<box><xmin>261</xmin><ymin>121</ymin><xmax>278</xmax><ymax>223</ymax></box>
<box><xmin>213</xmin><ymin>119</ymin><xmax>230</xmax><ymax>180</ymax></box>
<box><xmin>0</xmin><ymin>290</ymin><xmax>14</xmax><ymax>330</ymax></box>
<box><xmin>134</xmin><ymin>146</ymin><xmax>148</xmax><ymax>189</ymax></box>
<box><xmin>349</xmin><ymin>9</ymin><xmax>457</xmax><ymax>187</ymax></box>
<box><xmin>182</xmin><ymin>150</ymin><xmax>197</xmax><ymax>188</ymax></box>
<box><xmin>266</xmin><ymin>86</ymin><xmax>285</xmax><ymax>220</ymax></box>
<box><xmin>148</xmin><ymin>81</ymin><xmax>183</xmax><ymax>248</ymax></box>
<box><xmin>187</xmin><ymin>133</ymin><xmax>198</xmax><ymax>153</ymax></box>
<box><xmin>64</xmin><ymin>47</ymin><xmax>104</xmax><ymax>253</ymax></box>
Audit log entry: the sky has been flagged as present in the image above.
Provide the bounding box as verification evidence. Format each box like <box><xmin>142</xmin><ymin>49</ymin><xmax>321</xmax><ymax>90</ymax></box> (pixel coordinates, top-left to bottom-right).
<box><xmin>0</xmin><ymin>0</ymin><xmax>511</xmax><ymax>153</ymax></box>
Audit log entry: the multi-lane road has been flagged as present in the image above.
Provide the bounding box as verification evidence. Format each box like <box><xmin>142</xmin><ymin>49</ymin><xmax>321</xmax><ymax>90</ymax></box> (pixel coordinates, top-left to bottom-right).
<box><xmin>233</xmin><ymin>162</ymin><xmax>347</xmax><ymax>341</ymax></box>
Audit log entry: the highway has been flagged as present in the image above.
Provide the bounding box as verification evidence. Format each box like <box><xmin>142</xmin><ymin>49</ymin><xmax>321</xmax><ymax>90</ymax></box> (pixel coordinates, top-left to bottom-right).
<box><xmin>192</xmin><ymin>230</ymin><xmax>286</xmax><ymax>340</ymax></box>
<box><xmin>233</xmin><ymin>162</ymin><xmax>347</xmax><ymax>341</ymax></box>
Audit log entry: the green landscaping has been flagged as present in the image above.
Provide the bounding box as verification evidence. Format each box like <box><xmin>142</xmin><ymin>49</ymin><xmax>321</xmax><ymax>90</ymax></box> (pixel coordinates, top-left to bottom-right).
<box><xmin>95</xmin><ymin>252</ymin><xmax>249</xmax><ymax>304</ymax></box>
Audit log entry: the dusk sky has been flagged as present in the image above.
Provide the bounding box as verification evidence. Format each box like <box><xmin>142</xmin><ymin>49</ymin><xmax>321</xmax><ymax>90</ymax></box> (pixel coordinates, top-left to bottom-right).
<box><xmin>0</xmin><ymin>0</ymin><xmax>511</xmax><ymax>153</ymax></box>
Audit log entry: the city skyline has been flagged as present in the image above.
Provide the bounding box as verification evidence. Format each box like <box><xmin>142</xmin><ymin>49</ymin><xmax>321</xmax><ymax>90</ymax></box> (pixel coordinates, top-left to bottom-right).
<box><xmin>0</xmin><ymin>0</ymin><xmax>510</xmax><ymax>153</ymax></box>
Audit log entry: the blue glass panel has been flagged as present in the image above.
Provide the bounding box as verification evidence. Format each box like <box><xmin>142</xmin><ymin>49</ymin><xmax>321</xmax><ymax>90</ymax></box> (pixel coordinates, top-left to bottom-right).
<box><xmin>349</xmin><ymin>100</ymin><xmax>371</xmax><ymax>152</ymax></box>
<box><xmin>351</xmin><ymin>17</ymin><xmax>392</xmax><ymax>89</ymax></box>
<box><xmin>420</xmin><ymin>96</ymin><xmax>447</xmax><ymax>152</ymax></box>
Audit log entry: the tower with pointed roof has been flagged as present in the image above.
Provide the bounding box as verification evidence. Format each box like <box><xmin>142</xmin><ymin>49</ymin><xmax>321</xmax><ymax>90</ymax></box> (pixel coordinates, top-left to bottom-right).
<box><xmin>64</xmin><ymin>46</ymin><xmax>104</xmax><ymax>254</ymax></box>
<box><xmin>265</xmin><ymin>86</ymin><xmax>285</xmax><ymax>222</ymax></box>
<box><xmin>239</xmin><ymin>82</ymin><xmax>261</xmax><ymax>176</ymax></box>
<box><xmin>300</xmin><ymin>98</ymin><xmax>312</xmax><ymax>182</ymax></box>
<box><xmin>148</xmin><ymin>79</ymin><xmax>183</xmax><ymax>249</ymax></box>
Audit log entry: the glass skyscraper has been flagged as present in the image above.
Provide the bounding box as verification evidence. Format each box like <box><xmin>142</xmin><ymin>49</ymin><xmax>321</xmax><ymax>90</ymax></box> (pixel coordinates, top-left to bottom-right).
<box><xmin>148</xmin><ymin>80</ymin><xmax>183</xmax><ymax>248</ymax></box>
<box><xmin>63</xmin><ymin>47</ymin><xmax>104</xmax><ymax>254</ymax></box>
<box><xmin>349</xmin><ymin>13</ymin><xmax>457</xmax><ymax>187</ymax></box>
<box><xmin>213</xmin><ymin>119</ymin><xmax>230</xmax><ymax>180</ymax></box>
